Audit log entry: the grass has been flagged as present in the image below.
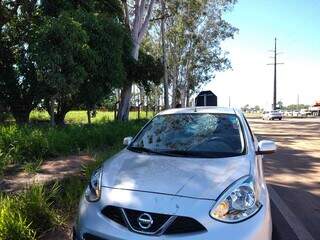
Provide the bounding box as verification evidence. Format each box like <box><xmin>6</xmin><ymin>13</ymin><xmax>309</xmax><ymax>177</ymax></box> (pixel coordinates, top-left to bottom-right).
<box><xmin>0</xmin><ymin>115</ymin><xmax>146</xmax><ymax>239</ymax></box>
<box><xmin>0</xmin><ymin>148</ymin><xmax>125</xmax><ymax>240</ymax></box>
<box><xmin>23</xmin><ymin>159</ymin><xmax>43</xmax><ymax>175</ymax></box>
<box><xmin>0</xmin><ymin>110</ymin><xmax>149</xmax><ymax>239</ymax></box>
<box><xmin>0</xmin><ymin>119</ymin><xmax>147</xmax><ymax>174</ymax></box>
<box><xmin>29</xmin><ymin>110</ymin><xmax>155</xmax><ymax>124</ymax></box>
<box><xmin>0</xmin><ymin>184</ymin><xmax>62</xmax><ymax>240</ymax></box>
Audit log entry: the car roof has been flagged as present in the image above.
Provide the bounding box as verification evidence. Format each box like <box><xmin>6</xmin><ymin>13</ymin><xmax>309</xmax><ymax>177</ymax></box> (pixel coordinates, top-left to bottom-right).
<box><xmin>157</xmin><ymin>107</ymin><xmax>238</xmax><ymax>116</ymax></box>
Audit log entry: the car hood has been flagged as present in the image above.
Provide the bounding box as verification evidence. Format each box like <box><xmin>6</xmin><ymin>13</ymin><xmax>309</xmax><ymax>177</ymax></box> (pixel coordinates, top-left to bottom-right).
<box><xmin>101</xmin><ymin>149</ymin><xmax>250</xmax><ymax>200</ymax></box>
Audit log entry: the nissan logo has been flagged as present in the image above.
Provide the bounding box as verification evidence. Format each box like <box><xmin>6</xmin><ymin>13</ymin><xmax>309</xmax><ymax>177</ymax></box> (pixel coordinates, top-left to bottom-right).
<box><xmin>138</xmin><ymin>213</ymin><xmax>153</xmax><ymax>230</ymax></box>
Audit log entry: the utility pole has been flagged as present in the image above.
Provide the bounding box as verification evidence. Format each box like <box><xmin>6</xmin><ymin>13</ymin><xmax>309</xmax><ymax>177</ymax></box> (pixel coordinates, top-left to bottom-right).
<box><xmin>161</xmin><ymin>0</ymin><xmax>169</xmax><ymax>109</ymax></box>
<box><xmin>267</xmin><ymin>38</ymin><xmax>284</xmax><ymax>110</ymax></box>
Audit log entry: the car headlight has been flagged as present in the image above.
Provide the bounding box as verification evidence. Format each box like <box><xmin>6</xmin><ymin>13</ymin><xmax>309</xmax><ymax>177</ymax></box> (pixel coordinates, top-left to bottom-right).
<box><xmin>85</xmin><ymin>168</ymin><xmax>102</xmax><ymax>202</ymax></box>
<box><xmin>210</xmin><ymin>176</ymin><xmax>262</xmax><ymax>223</ymax></box>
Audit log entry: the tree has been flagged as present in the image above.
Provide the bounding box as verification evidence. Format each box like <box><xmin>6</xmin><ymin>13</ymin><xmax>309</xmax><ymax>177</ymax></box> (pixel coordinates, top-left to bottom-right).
<box><xmin>32</xmin><ymin>0</ymin><xmax>129</xmax><ymax>125</ymax></box>
<box><xmin>241</xmin><ymin>104</ymin><xmax>250</xmax><ymax>112</ymax></box>
<box><xmin>117</xmin><ymin>0</ymin><xmax>156</xmax><ymax>121</ymax></box>
<box><xmin>254</xmin><ymin>105</ymin><xmax>261</xmax><ymax>112</ymax></box>
<box><xmin>160</xmin><ymin>0</ymin><xmax>169</xmax><ymax>109</ymax></box>
<box><xmin>165</xmin><ymin>0</ymin><xmax>237</xmax><ymax>107</ymax></box>
<box><xmin>76</xmin><ymin>10</ymin><xmax>130</xmax><ymax>124</ymax></box>
<box><xmin>31</xmin><ymin>12</ymin><xmax>91</xmax><ymax>125</ymax></box>
<box><xmin>0</xmin><ymin>0</ymin><xmax>46</xmax><ymax>124</ymax></box>
<box><xmin>277</xmin><ymin>101</ymin><xmax>284</xmax><ymax>109</ymax></box>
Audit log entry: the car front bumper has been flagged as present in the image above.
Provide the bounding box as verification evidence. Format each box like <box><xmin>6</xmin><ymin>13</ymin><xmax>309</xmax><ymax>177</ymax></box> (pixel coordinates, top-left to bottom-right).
<box><xmin>74</xmin><ymin>187</ymin><xmax>272</xmax><ymax>240</ymax></box>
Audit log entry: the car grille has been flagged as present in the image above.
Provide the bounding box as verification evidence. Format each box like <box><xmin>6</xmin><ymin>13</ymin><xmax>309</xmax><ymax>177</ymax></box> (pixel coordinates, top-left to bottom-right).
<box><xmin>124</xmin><ymin>208</ymin><xmax>172</xmax><ymax>234</ymax></box>
<box><xmin>101</xmin><ymin>206</ymin><xmax>207</xmax><ymax>236</ymax></box>
<box><xmin>165</xmin><ymin>216</ymin><xmax>207</xmax><ymax>234</ymax></box>
<box><xmin>101</xmin><ymin>206</ymin><xmax>126</xmax><ymax>227</ymax></box>
<box><xmin>83</xmin><ymin>233</ymin><xmax>107</xmax><ymax>240</ymax></box>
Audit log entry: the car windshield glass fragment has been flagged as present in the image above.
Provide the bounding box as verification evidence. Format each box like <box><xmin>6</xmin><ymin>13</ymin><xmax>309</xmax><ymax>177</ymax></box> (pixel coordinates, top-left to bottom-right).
<box><xmin>129</xmin><ymin>113</ymin><xmax>245</xmax><ymax>158</ymax></box>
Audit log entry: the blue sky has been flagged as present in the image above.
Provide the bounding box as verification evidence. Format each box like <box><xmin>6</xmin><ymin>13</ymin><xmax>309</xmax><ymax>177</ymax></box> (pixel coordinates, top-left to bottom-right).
<box><xmin>206</xmin><ymin>0</ymin><xmax>320</xmax><ymax>108</ymax></box>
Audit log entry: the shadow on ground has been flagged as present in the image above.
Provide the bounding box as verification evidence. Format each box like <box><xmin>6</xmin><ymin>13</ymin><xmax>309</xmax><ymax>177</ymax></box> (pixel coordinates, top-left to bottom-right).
<box><xmin>249</xmin><ymin>118</ymin><xmax>320</xmax><ymax>239</ymax></box>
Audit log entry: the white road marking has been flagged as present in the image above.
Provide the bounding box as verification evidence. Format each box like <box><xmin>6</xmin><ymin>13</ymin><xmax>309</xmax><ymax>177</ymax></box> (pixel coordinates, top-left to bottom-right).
<box><xmin>268</xmin><ymin>185</ymin><xmax>315</xmax><ymax>240</ymax></box>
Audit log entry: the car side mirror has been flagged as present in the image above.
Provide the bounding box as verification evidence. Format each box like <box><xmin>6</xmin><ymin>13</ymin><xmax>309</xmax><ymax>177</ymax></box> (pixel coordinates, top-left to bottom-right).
<box><xmin>123</xmin><ymin>137</ymin><xmax>133</xmax><ymax>146</ymax></box>
<box><xmin>256</xmin><ymin>140</ymin><xmax>276</xmax><ymax>155</ymax></box>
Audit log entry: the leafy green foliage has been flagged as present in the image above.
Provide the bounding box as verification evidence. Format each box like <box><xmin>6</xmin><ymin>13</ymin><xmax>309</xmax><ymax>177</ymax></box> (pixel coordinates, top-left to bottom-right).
<box><xmin>127</xmin><ymin>51</ymin><xmax>164</xmax><ymax>93</ymax></box>
<box><xmin>0</xmin><ymin>1</ymin><xmax>47</xmax><ymax>124</ymax></box>
<box><xmin>32</xmin><ymin>12</ymin><xmax>90</xmax><ymax>97</ymax></box>
<box><xmin>74</xmin><ymin>10</ymin><xmax>130</xmax><ymax>112</ymax></box>
<box><xmin>0</xmin><ymin>184</ymin><xmax>61</xmax><ymax>240</ymax></box>
<box><xmin>161</xmin><ymin>0</ymin><xmax>238</xmax><ymax>105</ymax></box>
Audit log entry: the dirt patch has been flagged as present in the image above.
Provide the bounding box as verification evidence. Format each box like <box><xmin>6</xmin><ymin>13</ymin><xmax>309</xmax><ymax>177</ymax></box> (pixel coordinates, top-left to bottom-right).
<box><xmin>40</xmin><ymin>225</ymin><xmax>72</xmax><ymax>240</ymax></box>
<box><xmin>0</xmin><ymin>154</ymin><xmax>93</xmax><ymax>193</ymax></box>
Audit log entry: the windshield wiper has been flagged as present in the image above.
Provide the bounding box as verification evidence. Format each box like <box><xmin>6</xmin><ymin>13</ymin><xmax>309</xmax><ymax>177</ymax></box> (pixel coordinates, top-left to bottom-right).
<box><xmin>159</xmin><ymin>150</ymin><xmax>241</xmax><ymax>158</ymax></box>
<box><xmin>128</xmin><ymin>146</ymin><xmax>186</xmax><ymax>157</ymax></box>
<box><xmin>127</xmin><ymin>146</ymin><xmax>158</xmax><ymax>154</ymax></box>
<box><xmin>128</xmin><ymin>147</ymin><xmax>240</xmax><ymax>158</ymax></box>
<box><xmin>158</xmin><ymin>150</ymin><xmax>200</xmax><ymax>157</ymax></box>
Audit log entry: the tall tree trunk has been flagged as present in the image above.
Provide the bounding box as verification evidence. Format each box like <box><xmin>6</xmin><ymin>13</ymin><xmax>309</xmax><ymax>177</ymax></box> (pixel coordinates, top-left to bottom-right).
<box><xmin>50</xmin><ymin>96</ymin><xmax>55</xmax><ymax>127</ymax></box>
<box><xmin>181</xmin><ymin>59</ymin><xmax>190</xmax><ymax>107</ymax></box>
<box><xmin>87</xmin><ymin>109</ymin><xmax>91</xmax><ymax>124</ymax></box>
<box><xmin>117</xmin><ymin>84</ymin><xmax>132</xmax><ymax>121</ymax></box>
<box><xmin>181</xmin><ymin>87</ymin><xmax>186</xmax><ymax>108</ymax></box>
<box><xmin>161</xmin><ymin>0</ymin><xmax>169</xmax><ymax>109</ymax></box>
<box><xmin>54</xmin><ymin>111</ymin><xmax>68</xmax><ymax>126</ymax></box>
<box><xmin>12</xmin><ymin>109</ymin><xmax>31</xmax><ymax>125</ymax></box>
<box><xmin>186</xmin><ymin>85</ymin><xmax>190</xmax><ymax>107</ymax></box>
<box><xmin>146</xmin><ymin>97</ymin><xmax>149</xmax><ymax>118</ymax></box>
<box><xmin>171</xmin><ymin>67</ymin><xmax>178</xmax><ymax>108</ymax></box>
<box><xmin>117</xmin><ymin>42</ymin><xmax>139</xmax><ymax>121</ymax></box>
<box><xmin>51</xmin><ymin>98</ymin><xmax>70</xmax><ymax>126</ymax></box>
<box><xmin>117</xmin><ymin>0</ymin><xmax>155</xmax><ymax>121</ymax></box>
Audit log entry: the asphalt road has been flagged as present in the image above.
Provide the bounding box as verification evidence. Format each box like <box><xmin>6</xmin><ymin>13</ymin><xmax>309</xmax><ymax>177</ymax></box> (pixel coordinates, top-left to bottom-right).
<box><xmin>249</xmin><ymin>118</ymin><xmax>320</xmax><ymax>240</ymax></box>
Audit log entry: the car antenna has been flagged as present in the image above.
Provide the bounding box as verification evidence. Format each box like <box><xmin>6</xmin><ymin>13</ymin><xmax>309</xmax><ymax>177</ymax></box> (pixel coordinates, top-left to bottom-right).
<box><xmin>194</xmin><ymin>106</ymin><xmax>197</xmax><ymax>112</ymax></box>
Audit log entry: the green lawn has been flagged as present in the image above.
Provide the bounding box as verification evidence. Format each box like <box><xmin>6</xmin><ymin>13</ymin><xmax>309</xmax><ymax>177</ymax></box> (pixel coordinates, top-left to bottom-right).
<box><xmin>30</xmin><ymin>110</ymin><xmax>155</xmax><ymax>123</ymax></box>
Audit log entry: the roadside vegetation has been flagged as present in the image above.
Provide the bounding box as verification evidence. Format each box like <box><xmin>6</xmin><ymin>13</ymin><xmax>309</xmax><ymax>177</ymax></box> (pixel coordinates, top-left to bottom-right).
<box><xmin>0</xmin><ymin>114</ymin><xmax>147</xmax><ymax>174</ymax></box>
<box><xmin>0</xmin><ymin>114</ymin><xmax>147</xmax><ymax>240</ymax></box>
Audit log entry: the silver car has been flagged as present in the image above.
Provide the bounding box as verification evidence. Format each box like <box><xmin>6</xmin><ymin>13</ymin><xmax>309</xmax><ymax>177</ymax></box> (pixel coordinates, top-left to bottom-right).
<box><xmin>74</xmin><ymin>107</ymin><xmax>276</xmax><ymax>240</ymax></box>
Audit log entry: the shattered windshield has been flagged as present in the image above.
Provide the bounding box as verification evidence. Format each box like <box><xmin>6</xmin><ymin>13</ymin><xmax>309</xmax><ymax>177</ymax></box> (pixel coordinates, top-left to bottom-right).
<box><xmin>129</xmin><ymin>113</ymin><xmax>245</xmax><ymax>158</ymax></box>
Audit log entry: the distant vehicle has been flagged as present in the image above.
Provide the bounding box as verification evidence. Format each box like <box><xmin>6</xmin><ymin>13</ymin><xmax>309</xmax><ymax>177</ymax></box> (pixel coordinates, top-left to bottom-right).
<box><xmin>262</xmin><ymin>110</ymin><xmax>283</xmax><ymax>120</ymax></box>
<box><xmin>300</xmin><ymin>109</ymin><xmax>312</xmax><ymax>117</ymax></box>
<box><xmin>291</xmin><ymin>111</ymin><xmax>300</xmax><ymax>117</ymax></box>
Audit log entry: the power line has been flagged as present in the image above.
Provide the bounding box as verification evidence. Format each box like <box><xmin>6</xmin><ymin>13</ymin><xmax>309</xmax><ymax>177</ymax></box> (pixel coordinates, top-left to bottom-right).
<box><xmin>267</xmin><ymin>38</ymin><xmax>284</xmax><ymax>110</ymax></box>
